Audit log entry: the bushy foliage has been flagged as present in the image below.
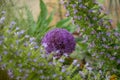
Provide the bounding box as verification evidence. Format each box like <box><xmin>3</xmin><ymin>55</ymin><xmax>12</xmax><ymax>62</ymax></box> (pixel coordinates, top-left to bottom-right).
<box><xmin>63</xmin><ymin>0</ymin><xmax>120</xmax><ymax>77</ymax></box>
<box><xmin>0</xmin><ymin>0</ymin><xmax>120</xmax><ymax>80</ymax></box>
<box><xmin>0</xmin><ymin>13</ymin><xmax>80</xmax><ymax>80</ymax></box>
<box><xmin>25</xmin><ymin>0</ymin><xmax>76</xmax><ymax>42</ymax></box>
<box><xmin>0</xmin><ymin>14</ymin><xmax>106</xmax><ymax>80</ymax></box>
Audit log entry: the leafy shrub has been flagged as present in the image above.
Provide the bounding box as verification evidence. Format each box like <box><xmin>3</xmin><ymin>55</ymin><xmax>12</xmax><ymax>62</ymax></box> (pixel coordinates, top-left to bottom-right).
<box><xmin>24</xmin><ymin>0</ymin><xmax>76</xmax><ymax>42</ymax></box>
<box><xmin>0</xmin><ymin>0</ymin><xmax>120</xmax><ymax>80</ymax></box>
<box><xmin>63</xmin><ymin>0</ymin><xmax>120</xmax><ymax>77</ymax></box>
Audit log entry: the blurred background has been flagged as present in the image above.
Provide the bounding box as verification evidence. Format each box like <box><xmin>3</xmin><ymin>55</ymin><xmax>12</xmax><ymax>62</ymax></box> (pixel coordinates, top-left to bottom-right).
<box><xmin>16</xmin><ymin>0</ymin><xmax>66</xmax><ymax>25</ymax></box>
<box><xmin>16</xmin><ymin>0</ymin><xmax>120</xmax><ymax>27</ymax></box>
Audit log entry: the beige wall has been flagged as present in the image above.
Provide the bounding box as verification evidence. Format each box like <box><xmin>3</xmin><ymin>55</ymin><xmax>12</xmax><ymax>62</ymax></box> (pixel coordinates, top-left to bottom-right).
<box><xmin>17</xmin><ymin>0</ymin><xmax>66</xmax><ymax>25</ymax></box>
<box><xmin>104</xmin><ymin>0</ymin><xmax>120</xmax><ymax>27</ymax></box>
<box><xmin>17</xmin><ymin>0</ymin><xmax>119</xmax><ymax>27</ymax></box>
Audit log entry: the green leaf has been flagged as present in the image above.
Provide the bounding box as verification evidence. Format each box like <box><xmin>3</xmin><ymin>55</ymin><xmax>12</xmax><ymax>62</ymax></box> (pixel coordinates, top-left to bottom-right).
<box><xmin>45</xmin><ymin>10</ymin><xmax>55</xmax><ymax>26</ymax></box>
<box><xmin>56</xmin><ymin>17</ymin><xmax>76</xmax><ymax>33</ymax></box>
<box><xmin>37</xmin><ymin>0</ymin><xmax>48</xmax><ymax>24</ymax></box>
<box><xmin>25</xmin><ymin>5</ymin><xmax>36</xmax><ymax>34</ymax></box>
<box><xmin>35</xmin><ymin>0</ymin><xmax>48</xmax><ymax>35</ymax></box>
<box><xmin>56</xmin><ymin>17</ymin><xmax>71</xmax><ymax>27</ymax></box>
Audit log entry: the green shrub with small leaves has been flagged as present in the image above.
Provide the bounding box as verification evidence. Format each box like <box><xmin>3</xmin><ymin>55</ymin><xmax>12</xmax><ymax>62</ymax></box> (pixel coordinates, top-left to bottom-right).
<box><xmin>24</xmin><ymin>0</ymin><xmax>76</xmax><ymax>42</ymax></box>
<box><xmin>0</xmin><ymin>13</ymin><xmax>107</xmax><ymax>80</ymax></box>
<box><xmin>0</xmin><ymin>14</ymin><xmax>80</xmax><ymax>80</ymax></box>
<box><xmin>0</xmin><ymin>0</ymin><xmax>120</xmax><ymax>80</ymax></box>
<box><xmin>63</xmin><ymin>0</ymin><xmax>120</xmax><ymax>77</ymax></box>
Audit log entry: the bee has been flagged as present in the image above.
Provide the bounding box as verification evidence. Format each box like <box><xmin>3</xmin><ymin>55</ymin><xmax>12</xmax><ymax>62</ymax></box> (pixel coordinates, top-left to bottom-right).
<box><xmin>79</xmin><ymin>57</ymin><xmax>86</xmax><ymax>69</ymax></box>
<box><xmin>63</xmin><ymin>57</ymin><xmax>86</xmax><ymax>69</ymax></box>
<box><xmin>110</xmin><ymin>74</ymin><xmax>117</xmax><ymax>80</ymax></box>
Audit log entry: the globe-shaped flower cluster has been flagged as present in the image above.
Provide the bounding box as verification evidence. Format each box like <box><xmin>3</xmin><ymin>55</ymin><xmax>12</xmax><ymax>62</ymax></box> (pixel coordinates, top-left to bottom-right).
<box><xmin>42</xmin><ymin>28</ymin><xmax>76</xmax><ymax>56</ymax></box>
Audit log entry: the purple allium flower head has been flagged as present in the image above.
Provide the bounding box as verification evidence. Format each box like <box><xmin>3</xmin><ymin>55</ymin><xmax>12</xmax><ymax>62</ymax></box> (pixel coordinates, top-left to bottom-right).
<box><xmin>42</xmin><ymin>28</ymin><xmax>76</xmax><ymax>56</ymax></box>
